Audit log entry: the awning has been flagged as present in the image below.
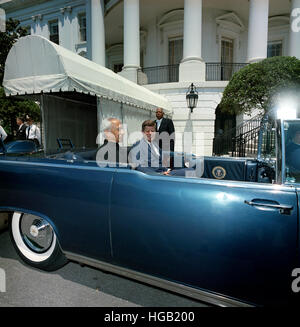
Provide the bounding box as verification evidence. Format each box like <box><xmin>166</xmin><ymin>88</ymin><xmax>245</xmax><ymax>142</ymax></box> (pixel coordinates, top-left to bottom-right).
<box><xmin>3</xmin><ymin>35</ymin><xmax>172</xmax><ymax>113</ymax></box>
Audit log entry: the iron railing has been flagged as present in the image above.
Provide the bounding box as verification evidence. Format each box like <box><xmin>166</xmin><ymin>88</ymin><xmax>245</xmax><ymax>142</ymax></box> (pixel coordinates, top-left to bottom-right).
<box><xmin>139</xmin><ymin>64</ymin><xmax>179</xmax><ymax>84</ymax></box>
<box><xmin>213</xmin><ymin>114</ymin><xmax>264</xmax><ymax>157</ymax></box>
<box><xmin>139</xmin><ymin>62</ymin><xmax>248</xmax><ymax>84</ymax></box>
<box><xmin>206</xmin><ymin>63</ymin><xmax>248</xmax><ymax>81</ymax></box>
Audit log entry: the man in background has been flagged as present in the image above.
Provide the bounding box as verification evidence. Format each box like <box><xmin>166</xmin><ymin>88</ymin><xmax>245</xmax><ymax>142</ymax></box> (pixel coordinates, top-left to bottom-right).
<box><xmin>16</xmin><ymin>117</ymin><xmax>27</xmax><ymax>140</ymax></box>
<box><xmin>26</xmin><ymin>116</ymin><xmax>41</xmax><ymax>146</ymax></box>
<box><xmin>155</xmin><ymin>108</ymin><xmax>175</xmax><ymax>168</ymax></box>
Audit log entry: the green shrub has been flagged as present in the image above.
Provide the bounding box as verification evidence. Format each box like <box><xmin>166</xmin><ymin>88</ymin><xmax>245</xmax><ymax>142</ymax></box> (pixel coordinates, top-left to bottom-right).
<box><xmin>220</xmin><ymin>56</ymin><xmax>300</xmax><ymax>115</ymax></box>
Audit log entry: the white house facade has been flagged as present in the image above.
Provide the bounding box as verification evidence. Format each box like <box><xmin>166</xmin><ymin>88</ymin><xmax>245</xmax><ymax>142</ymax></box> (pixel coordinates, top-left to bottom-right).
<box><xmin>1</xmin><ymin>0</ymin><xmax>299</xmax><ymax>155</ymax></box>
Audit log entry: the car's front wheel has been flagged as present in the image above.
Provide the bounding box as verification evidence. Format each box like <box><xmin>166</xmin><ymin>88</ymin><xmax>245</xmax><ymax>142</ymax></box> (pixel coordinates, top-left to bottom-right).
<box><xmin>10</xmin><ymin>212</ymin><xmax>68</xmax><ymax>271</ymax></box>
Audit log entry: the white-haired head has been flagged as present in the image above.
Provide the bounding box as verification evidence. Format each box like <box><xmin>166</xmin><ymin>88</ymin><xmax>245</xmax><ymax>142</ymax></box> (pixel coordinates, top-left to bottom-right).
<box><xmin>101</xmin><ymin>118</ymin><xmax>114</xmax><ymax>133</ymax></box>
<box><xmin>100</xmin><ymin>117</ymin><xmax>123</xmax><ymax>143</ymax></box>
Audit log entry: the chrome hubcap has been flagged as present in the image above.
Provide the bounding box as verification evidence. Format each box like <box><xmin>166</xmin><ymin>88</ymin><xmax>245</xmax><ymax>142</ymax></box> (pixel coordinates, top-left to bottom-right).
<box><xmin>20</xmin><ymin>214</ymin><xmax>54</xmax><ymax>253</ymax></box>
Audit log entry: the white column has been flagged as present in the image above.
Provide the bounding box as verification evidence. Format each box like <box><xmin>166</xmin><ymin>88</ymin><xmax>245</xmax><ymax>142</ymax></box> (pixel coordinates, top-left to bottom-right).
<box><xmin>59</xmin><ymin>7</ymin><xmax>73</xmax><ymax>51</ymax></box>
<box><xmin>179</xmin><ymin>0</ymin><xmax>205</xmax><ymax>82</ymax></box>
<box><xmin>247</xmin><ymin>0</ymin><xmax>269</xmax><ymax>63</ymax></box>
<box><xmin>32</xmin><ymin>15</ymin><xmax>47</xmax><ymax>38</ymax></box>
<box><xmin>119</xmin><ymin>0</ymin><xmax>140</xmax><ymax>83</ymax></box>
<box><xmin>289</xmin><ymin>0</ymin><xmax>300</xmax><ymax>59</ymax></box>
<box><xmin>90</xmin><ymin>0</ymin><xmax>105</xmax><ymax>66</ymax></box>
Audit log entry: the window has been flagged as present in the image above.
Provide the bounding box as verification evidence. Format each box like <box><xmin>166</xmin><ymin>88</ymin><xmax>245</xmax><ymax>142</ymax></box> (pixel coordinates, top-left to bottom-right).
<box><xmin>221</xmin><ymin>37</ymin><xmax>234</xmax><ymax>80</ymax></box>
<box><xmin>261</xmin><ymin>119</ymin><xmax>276</xmax><ymax>160</ymax></box>
<box><xmin>285</xmin><ymin>121</ymin><xmax>300</xmax><ymax>183</ymax></box>
<box><xmin>78</xmin><ymin>13</ymin><xmax>86</xmax><ymax>42</ymax></box>
<box><xmin>49</xmin><ymin>20</ymin><xmax>59</xmax><ymax>44</ymax></box>
<box><xmin>221</xmin><ymin>38</ymin><xmax>234</xmax><ymax>63</ymax></box>
<box><xmin>267</xmin><ymin>41</ymin><xmax>282</xmax><ymax>58</ymax></box>
<box><xmin>168</xmin><ymin>38</ymin><xmax>183</xmax><ymax>65</ymax></box>
<box><xmin>168</xmin><ymin>38</ymin><xmax>182</xmax><ymax>82</ymax></box>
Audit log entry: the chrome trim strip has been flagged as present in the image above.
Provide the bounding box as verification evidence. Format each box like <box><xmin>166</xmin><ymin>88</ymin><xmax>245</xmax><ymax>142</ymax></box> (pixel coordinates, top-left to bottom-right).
<box><xmin>118</xmin><ymin>168</ymin><xmax>296</xmax><ymax>192</ymax></box>
<box><xmin>65</xmin><ymin>252</ymin><xmax>253</xmax><ymax>307</ymax></box>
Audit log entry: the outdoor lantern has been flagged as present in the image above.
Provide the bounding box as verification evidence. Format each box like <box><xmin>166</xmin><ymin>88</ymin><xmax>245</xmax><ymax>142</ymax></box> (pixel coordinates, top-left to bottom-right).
<box><xmin>186</xmin><ymin>83</ymin><xmax>198</xmax><ymax>113</ymax></box>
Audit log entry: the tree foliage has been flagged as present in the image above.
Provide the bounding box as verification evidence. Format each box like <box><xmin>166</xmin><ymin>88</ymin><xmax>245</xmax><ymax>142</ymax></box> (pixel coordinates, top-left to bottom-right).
<box><xmin>0</xmin><ymin>87</ymin><xmax>40</xmax><ymax>135</ymax></box>
<box><xmin>0</xmin><ymin>18</ymin><xmax>40</xmax><ymax>136</ymax></box>
<box><xmin>219</xmin><ymin>56</ymin><xmax>300</xmax><ymax>115</ymax></box>
<box><xmin>0</xmin><ymin>18</ymin><xmax>27</xmax><ymax>84</ymax></box>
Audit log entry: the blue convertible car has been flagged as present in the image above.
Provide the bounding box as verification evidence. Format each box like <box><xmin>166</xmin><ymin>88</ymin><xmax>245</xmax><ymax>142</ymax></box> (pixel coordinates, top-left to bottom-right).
<box><xmin>0</xmin><ymin>117</ymin><xmax>300</xmax><ymax>307</ymax></box>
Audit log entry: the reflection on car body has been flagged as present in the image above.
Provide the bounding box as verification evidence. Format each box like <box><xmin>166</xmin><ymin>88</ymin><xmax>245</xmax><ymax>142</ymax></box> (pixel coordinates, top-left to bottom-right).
<box><xmin>0</xmin><ymin>117</ymin><xmax>300</xmax><ymax>307</ymax></box>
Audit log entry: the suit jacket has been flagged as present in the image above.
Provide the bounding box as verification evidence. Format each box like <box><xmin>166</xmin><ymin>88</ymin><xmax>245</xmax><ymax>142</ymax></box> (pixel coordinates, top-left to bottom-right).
<box><xmin>94</xmin><ymin>139</ymin><xmax>128</xmax><ymax>165</ymax></box>
<box><xmin>129</xmin><ymin>138</ymin><xmax>167</xmax><ymax>173</ymax></box>
<box><xmin>156</xmin><ymin>117</ymin><xmax>175</xmax><ymax>157</ymax></box>
<box><xmin>156</xmin><ymin>117</ymin><xmax>175</xmax><ymax>135</ymax></box>
<box><xmin>16</xmin><ymin>124</ymin><xmax>27</xmax><ymax>140</ymax></box>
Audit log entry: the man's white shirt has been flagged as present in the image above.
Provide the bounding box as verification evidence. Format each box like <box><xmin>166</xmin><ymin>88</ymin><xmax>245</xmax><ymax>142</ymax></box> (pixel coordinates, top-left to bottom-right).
<box><xmin>26</xmin><ymin>124</ymin><xmax>41</xmax><ymax>143</ymax></box>
<box><xmin>156</xmin><ymin>118</ymin><xmax>163</xmax><ymax>131</ymax></box>
<box><xmin>129</xmin><ymin>137</ymin><xmax>161</xmax><ymax>168</ymax></box>
<box><xmin>0</xmin><ymin>125</ymin><xmax>7</xmax><ymax>141</ymax></box>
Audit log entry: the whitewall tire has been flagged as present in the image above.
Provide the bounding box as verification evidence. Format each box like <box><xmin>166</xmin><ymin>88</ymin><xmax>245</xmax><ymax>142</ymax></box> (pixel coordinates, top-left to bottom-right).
<box><xmin>10</xmin><ymin>212</ymin><xmax>68</xmax><ymax>271</ymax></box>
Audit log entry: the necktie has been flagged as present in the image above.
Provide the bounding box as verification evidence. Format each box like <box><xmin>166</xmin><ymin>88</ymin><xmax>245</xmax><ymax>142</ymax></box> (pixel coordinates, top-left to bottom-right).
<box><xmin>27</xmin><ymin>126</ymin><xmax>31</xmax><ymax>139</ymax></box>
<box><xmin>159</xmin><ymin>147</ymin><xmax>162</xmax><ymax>167</ymax></box>
<box><xmin>148</xmin><ymin>143</ymin><xmax>152</xmax><ymax>167</ymax></box>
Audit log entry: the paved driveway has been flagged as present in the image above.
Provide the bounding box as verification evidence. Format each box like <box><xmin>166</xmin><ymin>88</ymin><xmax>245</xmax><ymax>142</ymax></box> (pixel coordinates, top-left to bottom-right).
<box><xmin>0</xmin><ymin>230</ymin><xmax>209</xmax><ymax>307</ymax></box>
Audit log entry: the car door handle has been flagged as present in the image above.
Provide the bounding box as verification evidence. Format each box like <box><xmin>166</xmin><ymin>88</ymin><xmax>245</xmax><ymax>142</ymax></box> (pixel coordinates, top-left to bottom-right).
<box><xmin>244</xmin><ymin>200</ymin><xmax>293</xmax><ymax>215</ymax></box>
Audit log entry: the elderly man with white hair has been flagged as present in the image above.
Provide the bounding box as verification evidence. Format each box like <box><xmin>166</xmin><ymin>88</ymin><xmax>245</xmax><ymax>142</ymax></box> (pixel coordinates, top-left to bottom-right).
<box><xmin>95</xmin><ymin>117</ymin><xmax>127</xmax><ymax>165</ymax></box>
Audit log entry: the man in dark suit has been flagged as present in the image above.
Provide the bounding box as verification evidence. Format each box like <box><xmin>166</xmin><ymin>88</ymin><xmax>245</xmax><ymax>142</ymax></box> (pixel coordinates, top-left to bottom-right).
<box><xmin>129</xmin><ymin>119</ymin><xmax>202</xmax><ymax>178</ymax></box>
<box><xmin>155</xmin><ymin>108</ymin><xmax>175</xmax><ymax>168</ymax></box>
<box><xmin>16</xmin><ymin>117</ymin><xmax>27</xmax><ymax>140</ymax></box>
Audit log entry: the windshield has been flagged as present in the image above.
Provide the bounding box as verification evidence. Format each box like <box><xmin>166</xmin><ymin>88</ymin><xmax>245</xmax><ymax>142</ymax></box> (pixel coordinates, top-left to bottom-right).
<box><xmin>285</xmin><ymin>120</ymin><xmax>300</xmax><ymax>183</ymax></box>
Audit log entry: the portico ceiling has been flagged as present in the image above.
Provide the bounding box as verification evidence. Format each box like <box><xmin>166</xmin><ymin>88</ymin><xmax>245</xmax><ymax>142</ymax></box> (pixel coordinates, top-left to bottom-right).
<box><xmin>105</xmin><ymin>0</ymin><xmax>290</xmax><ymax>46</ymax></box>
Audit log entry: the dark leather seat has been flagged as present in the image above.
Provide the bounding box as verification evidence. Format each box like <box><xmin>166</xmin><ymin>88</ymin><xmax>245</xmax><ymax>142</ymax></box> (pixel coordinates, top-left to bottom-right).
<box><xmin>75</xmin><ymin>149</ymin><xmax>98</xmax><ymax>161</ymax></box>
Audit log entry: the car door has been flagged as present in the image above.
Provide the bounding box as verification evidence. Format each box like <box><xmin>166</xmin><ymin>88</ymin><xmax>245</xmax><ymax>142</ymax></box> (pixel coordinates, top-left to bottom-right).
<box><xmin>110</xmin><ymin>169</ymin><xmax>299</xmax><ymax>306</ymax></box>
<box><xmin>0</xmin><ymin>158</ymin><xmax>114</xmax><ymax>262</ymax></box>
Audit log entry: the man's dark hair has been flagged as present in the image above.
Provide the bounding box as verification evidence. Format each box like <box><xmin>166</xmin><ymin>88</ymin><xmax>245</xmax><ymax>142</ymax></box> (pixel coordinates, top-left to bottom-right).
<box><xmin>142</xmin><ymin>120</ymin><xmax>156</xmax><ymax>132</ymax></box>
<box><xmin>17</xmin><ymin>117</ymin><xmax>24</xmax><ymax>122</ymax></box>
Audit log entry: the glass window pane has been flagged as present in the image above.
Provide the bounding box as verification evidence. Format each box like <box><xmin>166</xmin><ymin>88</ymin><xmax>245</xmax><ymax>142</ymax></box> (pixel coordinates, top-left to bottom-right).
<box><xmin>285</xmin><ymin>121</ymin><xmax>300</xmax><ymax>183</ymax></box>
<box><xmin>49</xmin><ymin>20</ymin><xmax>59</xmax><ymax>44</ymax></box>
<box><xmin>168</xmin><ymin>38</ymin><xmax>183</xmax><ymax>65</ymax></box>
<box><xmin>267</xmin><ymin>41</ymin><xmax>282</xmax><ymax>57</ymax></box>
<box><xmin>78</xmin><ymin>13</ymin><xmax>86</xmax><ymax>42</ymax></box>
<box><xmin>221</xmin><ymin>38</ymin><xmax>234</xmax><ymax>80</ymax></box>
